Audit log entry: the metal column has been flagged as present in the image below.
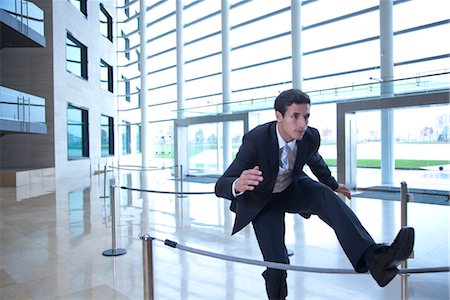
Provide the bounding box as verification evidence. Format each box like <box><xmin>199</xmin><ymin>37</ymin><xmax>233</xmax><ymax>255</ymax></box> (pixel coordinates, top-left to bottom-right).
<box><xmin>175</xmin><ymin>0</ymin><xmax>188</xmax><ymax>176</ymax></box>
<box><xmin>380</xmin><ymin>0</ymin><xmax>395</xmax><ymax>185</ymax></box>
<box><xmin>140</xmin><ymin>0</ymin><xmax>149</xmax><ymax>168</ymax></box>
<box><xmin>291</xmin><ymin>0</ymin><xmax>302</xmax><ymax>89</ymax></box>
<box><xmin>222</xmin><ymin>0</ymin><xmax>232</xmax><ymax>171</ymax></box>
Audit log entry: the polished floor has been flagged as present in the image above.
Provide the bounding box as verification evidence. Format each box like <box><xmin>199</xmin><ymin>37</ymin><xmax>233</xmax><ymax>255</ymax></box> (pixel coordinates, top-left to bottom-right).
<box><xmin>0</xmin><ymin>168</ymin><xmax>449</xmax><ymax>300</ymax></box>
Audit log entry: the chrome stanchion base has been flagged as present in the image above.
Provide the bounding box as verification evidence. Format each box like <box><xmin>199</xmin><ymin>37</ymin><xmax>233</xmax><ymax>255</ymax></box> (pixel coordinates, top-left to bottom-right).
<box><xmin>103</xmin><ymin>248</ymin><xmax>127</xmax><ymax>256</ymax></box>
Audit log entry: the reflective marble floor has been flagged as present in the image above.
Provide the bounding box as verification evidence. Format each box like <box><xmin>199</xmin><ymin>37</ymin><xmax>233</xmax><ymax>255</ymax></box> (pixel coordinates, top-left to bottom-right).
<box><xmin>0</xmin><ymin>168</ymin><xmax>449</xmax><ymax>299</ymax></box>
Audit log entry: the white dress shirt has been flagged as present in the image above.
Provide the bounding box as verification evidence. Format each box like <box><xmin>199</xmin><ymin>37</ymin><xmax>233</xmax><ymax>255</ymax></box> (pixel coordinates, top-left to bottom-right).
<box><xmin>232</xmin><ymin>124</ymin><xmax>297</xmax><ymax>197</ymax></box>
<box><xmin>272</xmin><ymin>124</ymin><xmax>296</xmax><ymax>193</ymax></box>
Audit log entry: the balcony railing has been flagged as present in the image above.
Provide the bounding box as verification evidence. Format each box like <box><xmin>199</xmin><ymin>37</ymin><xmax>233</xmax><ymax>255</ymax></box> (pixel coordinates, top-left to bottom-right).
<box><xmin>0</xmin><ymin>86</ymin><xmax>46</xmax><ymax>134</ymax></box>
<box><xmin>0</xmin><ymin>0</ymin><xmax>44</xmax><ymax>36</ymax></box>
<box><xmin>175</xmin><ymin>69</ymin><xmax>450</xmax><ymax>118</ymax></box>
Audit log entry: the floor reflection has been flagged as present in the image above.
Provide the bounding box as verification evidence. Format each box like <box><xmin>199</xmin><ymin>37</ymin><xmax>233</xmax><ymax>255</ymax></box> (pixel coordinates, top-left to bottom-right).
<box><xmin>0</xmin><ymin>169</ymin><xmax>448</xmax><ymax>299</ymax></box>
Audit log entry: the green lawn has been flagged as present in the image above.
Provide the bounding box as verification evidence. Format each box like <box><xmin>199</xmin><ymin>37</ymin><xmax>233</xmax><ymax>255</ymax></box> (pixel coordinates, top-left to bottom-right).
<box><xmin>324</xmin><ymin>159</ymin><xmax>450</xmax><ymax>169</ymax></box>
<box><xmin>155</xmin><ymin>145</ymin><xmax>449</xmax><ymax>169</ymax></box>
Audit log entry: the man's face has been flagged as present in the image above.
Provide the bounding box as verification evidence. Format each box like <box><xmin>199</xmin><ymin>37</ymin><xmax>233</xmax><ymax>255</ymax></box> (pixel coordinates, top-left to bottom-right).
<box><xmin>276</xmin><ymin>103</ymin><xmax>310</xmax><ymax>142</ymax></box>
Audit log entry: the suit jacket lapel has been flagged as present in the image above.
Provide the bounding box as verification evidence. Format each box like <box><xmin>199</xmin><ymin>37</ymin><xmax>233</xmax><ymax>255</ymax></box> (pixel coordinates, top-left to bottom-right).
<box><xmin>294</xmin><ymin>129</ymin><xmax>310</xmax><ymax>171</ymax></box>
<box><xmin>269</xmin><ymin>122</ymin><xmax>280</xmax><ymax>175</ymax></box>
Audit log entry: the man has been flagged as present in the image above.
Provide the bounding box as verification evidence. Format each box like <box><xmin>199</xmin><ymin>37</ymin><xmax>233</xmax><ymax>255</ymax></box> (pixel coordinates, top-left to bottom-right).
<box><xmin>214</xmin><ymin>89</ymin><xmax>414</xmax><ymax>299</ymax></box>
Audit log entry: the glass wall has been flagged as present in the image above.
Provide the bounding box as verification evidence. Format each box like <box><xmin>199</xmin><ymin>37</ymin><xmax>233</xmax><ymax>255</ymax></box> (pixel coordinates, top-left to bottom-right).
<box><xmin>188</xmin><ymin>120</ymin><xmax>244</xmax><ymax>175</ymax></box>
<box><xmin>354</xmin><ymin>104</ymin><xmax>450</xmax><ymax>190</ymax></box>
<box><xmin>116</xmin><ymin>0</ymin><xmax>450</xmax><ymax>180</ymax></box>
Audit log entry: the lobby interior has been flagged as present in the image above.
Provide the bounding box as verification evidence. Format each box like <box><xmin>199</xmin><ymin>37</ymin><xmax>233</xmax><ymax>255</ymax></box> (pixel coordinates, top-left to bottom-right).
<box><xmin>0</xmin><ymin>166</ymin><xmax>449</xmax><ymax>299</ymax></box>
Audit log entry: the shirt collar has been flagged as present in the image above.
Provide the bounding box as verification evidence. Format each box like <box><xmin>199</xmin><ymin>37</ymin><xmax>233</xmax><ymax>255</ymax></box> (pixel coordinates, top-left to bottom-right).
<box><xmin>276</xmin><ymin>124</ymin><xmax>295</xmax><ymax>151</ymax></box>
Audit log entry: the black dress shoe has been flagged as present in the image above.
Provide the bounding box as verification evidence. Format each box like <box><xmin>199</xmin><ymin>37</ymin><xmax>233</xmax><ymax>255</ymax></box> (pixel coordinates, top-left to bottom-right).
<box><xmin>369</xmin><ymin>227</ymin><xmax>415</xmax><ymax>287</ymax></box>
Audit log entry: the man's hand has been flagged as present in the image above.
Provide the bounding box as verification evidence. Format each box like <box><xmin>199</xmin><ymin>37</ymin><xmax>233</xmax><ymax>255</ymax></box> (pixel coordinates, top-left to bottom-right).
<box><xmin>235</xmin><ymin>166</ymin><xmax>264</xmax><ymax>193</ymax></box>
<box><xmin>335</xmin><ymin>183</ymin><xmax>352</xmax><ymax>200</ymax></box>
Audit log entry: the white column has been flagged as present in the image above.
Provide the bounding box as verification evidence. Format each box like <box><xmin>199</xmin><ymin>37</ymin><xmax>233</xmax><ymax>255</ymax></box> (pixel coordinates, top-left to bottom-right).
<box><xmin>380</xmin><ymin>0</ymin><xmax>394</xmax><ymax>185</ymax></box>
<box><xmin>175</xmin><ymin>0</ymin><xmax>188</xmax><ymax>176</ymax></box>
<box><xmin>222</xmin><ymin>0</ymin><xmax>231</xmax><ymax>171</ymax></box>
<box><xmin>176</xmin><ymin>0</ymin><xmax>185</xmax><ymax>120</ymax></box>
<box><xmin>345</xmin><ymin>112</ymin><xmax>357</xmax><ymax>189</ymax></box>
<box><xmin>291</xmin><ymin>0</ymin><xmax>302</xmax><ymax>89</ymax></box>
<box><xmin>140</xmin><ymin>0</ymin><xmax>148</xmax><ymax>168</ymax></box>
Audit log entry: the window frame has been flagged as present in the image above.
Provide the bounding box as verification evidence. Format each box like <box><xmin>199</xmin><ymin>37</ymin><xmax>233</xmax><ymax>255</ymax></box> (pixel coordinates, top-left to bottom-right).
<box><xmin>100</xmin><ymin>59</ymin><xmax>114</xmax><ymax>93</ymax></box>
<box><xmin>101</xmin><ymin>115</ymin><xmax>114</xmax><ymax>157</ymax></box>
<box><xmin>100</xmin><ymin>3</ymin><xmax>113</xmax><ymax>42</ymax></box>
<box><xmin>69</xmin><ymin>0</ymin><xmax>88</xmax><ymax>17</ymax></box>
<box><xmin>66</xmin><ymin>32</ymin><xmax>88</xmax><ymax>80</ymax></box>
<box><xmin>121</xmin><ymin>121</ymin><xmax>132</xmax><ymax>155</ymax></box>
<box><xmin>67</xmin><ymin>104</ymin><xmax>89</xmax><ymax>160</ymax></box>
<box><xmin>122</xmin><ymin>75</ymin><xmax>131</xmax><ymax>102</ymax></box>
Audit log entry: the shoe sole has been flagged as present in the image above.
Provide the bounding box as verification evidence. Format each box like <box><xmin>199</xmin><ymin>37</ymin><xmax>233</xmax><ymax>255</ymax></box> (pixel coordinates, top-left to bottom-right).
<box><xmin>387</xmin><ymin>226</ymin><xmax>415</xmax><ymax>269</ymax></box>
<box><xmin>376</xmin><ymin>267</ymin><xmax>398</xmax><ymax>287</ymax></box>
<box><xmin>371</xmin><ymin>227</ymin><xmax>415</xmax><ymax>287</ymax></box>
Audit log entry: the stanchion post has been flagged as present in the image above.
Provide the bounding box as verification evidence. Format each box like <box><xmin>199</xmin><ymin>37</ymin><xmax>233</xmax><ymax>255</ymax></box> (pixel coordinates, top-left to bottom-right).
<box><xmin>180</xmin><ymin>164</ymin><xmax>183</xmax><ymax>196</ymax></box>
<box><xmin>141</xmin><ymin>234</ymin><xmax>155</xmax><ymax>300</ymax></box>
<box><xmin>100</xmin><ymin>164</ymin><xmax>109</xmax><ymax>199</ymax></box>
<box><xmin>401</xmin><ymin>181</ymin><xmax>408</xmax><ymax>228</ymax></box>
<box><xmin>400</xmin><ymin>181</ymin><xmax>409</xmax><ymax>300</ymax></box>
<box><xmin>103</xmin><ymin>178</ymin><xmax>127</xmax><ymax>257</ymax></box>
<box><xmin>177</xmin><ymin>164</ymin><xmax>184</xmax><ymax>198</ymax></box>
<box><xmin>103</xmin><ymin>164</ymin><xmax>107</xmax><ymax>198</ymax></box>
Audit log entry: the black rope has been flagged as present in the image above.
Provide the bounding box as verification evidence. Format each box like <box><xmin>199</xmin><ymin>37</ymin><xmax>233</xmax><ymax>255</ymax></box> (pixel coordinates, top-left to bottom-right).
<box><xmin>120</xmin><ymin>186</ymin><xmax>215</xmax><ymax>195</ymax></box>
<box><xmin>110</xmin><ymin>165</ymin><xmax>177</xmax><ymax>171</ymax></box>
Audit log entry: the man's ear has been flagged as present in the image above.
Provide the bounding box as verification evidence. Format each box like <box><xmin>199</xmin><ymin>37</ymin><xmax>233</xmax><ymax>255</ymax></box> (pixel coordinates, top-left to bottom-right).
<box><xmin>275</xmin><ymin>110</ymin><xmax>283</xmax><ymax>121</ymax></box>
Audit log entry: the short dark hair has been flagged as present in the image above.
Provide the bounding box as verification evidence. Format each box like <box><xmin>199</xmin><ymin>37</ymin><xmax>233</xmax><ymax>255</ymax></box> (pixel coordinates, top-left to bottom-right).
<box><xmin>274</xmin><ymin>89</ymin><xmax>311</xmax><ymax>116</ymax></box>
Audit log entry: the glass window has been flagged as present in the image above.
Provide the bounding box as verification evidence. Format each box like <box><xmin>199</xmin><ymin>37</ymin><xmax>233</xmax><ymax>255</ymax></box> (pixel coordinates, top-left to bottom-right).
<box><xmin>122</xmin><ymin>30</ymin><xmax>130</xmax><ymax>60</ymax></box>
<box><xmin>136</xmin><ymin>87</ymin><xmax>141</xmax><ymax>107</ymax></box>
<box><xmin>101</xmin><ymin>115</ymin><xmax>114</xmax><ymax>156</ymax></box>
<box><xmin>100</xmin><ymin>4</ymin><xmax>113</xmax><ymax>41</ymax></box>
<box><xmin>137</xmin><ymin>124</ymin><xmax>141</xmax><ymax>153</ymax></box>
<box><xmin>67</xmin><ymin>104</ymin><xmax>89</xmax><ymax>159</ymax></box>
<box><xmin>69</xmin><ymin>0</ymin><xmax>87</xmax><ymax>17</ymax></box>
<box><xmin>124</xmin><ymin>0</ymin><xmax>130</xmax><ymax>18</ymax></box>
<box><xmin>115</xmin><ymin>0</ymin><xmax>450</xmax><ymax>173</ymax></box>
<box><xmin>230</xmin><ymin>9</ymin><xmax>291</xmax><ymax>48</ymax></box>
<box><xmin>148</xmin><ymin>66</ymin><xmax>177</xmax><ymax>89</ymax></box>
<box><xmin>353</xmin><ymin>104</ymin><xmax>450</xmax><ymax>190</ymax></box>
<box><xmin>301</xmin><ymin>0</ymin><xmax>378</xmax><ymax>26</ymax></box>
<box><xmin>151</xmin><ymin>121</ymin><xmax>173</xmax><ymax>166</ymax></box>
<box><xmin>122</xmin><ymin>121</ymin><xmax>131</xmax><ymax>154</ymax></box>
<box><xmin>100</xmin><ymin>59</ymin><xmax>113</xmax><ymax>92</ymax></box>
<box><xmin>66</xmin><ymin>32</ymin><xmax>88</xmax><ymax>79</ymax></box>
<box><xmin>122</xmin><ymin>76</ymin><xmax>131</xmax><ymax>102</ymax></box>
<box><xmin>187</xmin><ymin>121</ymin><xmax>244</xmax><ymax>175</ymax></box>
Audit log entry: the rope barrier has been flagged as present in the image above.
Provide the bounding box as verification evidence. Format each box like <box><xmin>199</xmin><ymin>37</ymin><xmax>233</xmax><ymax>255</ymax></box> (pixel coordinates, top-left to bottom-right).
<box><xmin>155</xmin><ymin>237</ymin><xmax>449</xmax><ymax>275</ymax></box>
<box><xmin>120</xmin><ymin>186</ymin><xmax>215</xmax><ymax>195</ymax></box>
<box><xmin>110</xmin><ymin>165</ymin><xmax>178</xmax><ymax>171</ymax></box>
<box><xmin>399</xmin><ymin>266</ymin><xmax>450</xmax><ymax>274</ymax></box>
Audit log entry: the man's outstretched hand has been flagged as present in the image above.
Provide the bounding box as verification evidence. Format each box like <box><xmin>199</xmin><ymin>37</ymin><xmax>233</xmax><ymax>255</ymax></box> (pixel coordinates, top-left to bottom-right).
<box><xmin>335</xmin><ymin>183</ymin><xmax>352</xmax><ymax>200</ymax></box>
<box><xmin>235</xmin><ymin>166</ymin><xmax>264</xmax><ymax>193</ymax></box>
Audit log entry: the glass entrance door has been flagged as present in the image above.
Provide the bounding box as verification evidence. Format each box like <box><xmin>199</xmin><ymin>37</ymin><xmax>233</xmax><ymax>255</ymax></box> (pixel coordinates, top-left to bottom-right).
<box><xmin>187</xmin><ymin>120</ymin><xmax>244</xmax><ymax>176</ymax></box>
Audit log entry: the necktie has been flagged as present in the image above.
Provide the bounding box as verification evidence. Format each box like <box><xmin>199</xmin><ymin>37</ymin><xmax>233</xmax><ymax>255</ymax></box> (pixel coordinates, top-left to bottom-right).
<box><xmin>280</xmin><ymin>144</ymin><xmax>289</xmax><ymax>172</ymax></box>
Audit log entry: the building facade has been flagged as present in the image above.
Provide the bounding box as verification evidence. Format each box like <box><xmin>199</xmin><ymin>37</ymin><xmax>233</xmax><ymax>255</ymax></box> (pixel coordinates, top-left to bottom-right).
<box><xmin>1</xmin><ymin>0</ymin><xmax>449</xmax><ymax>189</ymax></box>
<box><xmin>1</xmin><ymin>0</ymin><xmax>117</xmax><ymax>184</ymax></box>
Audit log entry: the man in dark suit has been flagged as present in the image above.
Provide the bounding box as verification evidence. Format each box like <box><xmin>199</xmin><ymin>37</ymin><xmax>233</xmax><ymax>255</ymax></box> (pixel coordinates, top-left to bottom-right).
<box><xmin>215</xmin><ymin>89</ymin><xmax>414</xmax><ymax>299</ymax></box>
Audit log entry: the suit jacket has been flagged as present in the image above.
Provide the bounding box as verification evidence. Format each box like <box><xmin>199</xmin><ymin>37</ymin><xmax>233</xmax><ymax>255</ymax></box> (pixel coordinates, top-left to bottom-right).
<box><xmin>214</xmin><ymin>121</ymin><xmax>339</xmax><ymax>234</ymax></box>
